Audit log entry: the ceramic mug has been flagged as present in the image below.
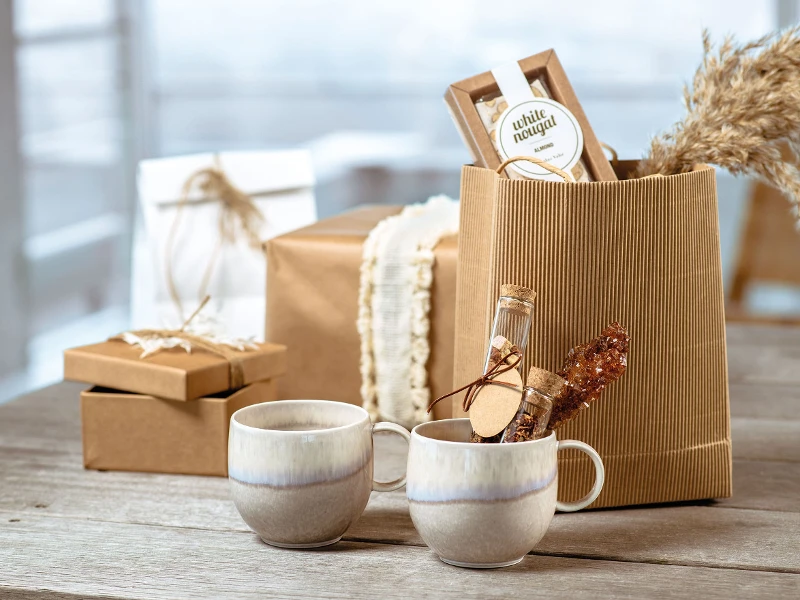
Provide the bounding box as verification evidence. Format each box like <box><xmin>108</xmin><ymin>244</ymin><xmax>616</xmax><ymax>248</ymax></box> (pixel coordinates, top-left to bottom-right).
<box><xmin>229</xmin><ymin>400</ymin><xmax>410</xmax><ymax>548</ymax></box>
<box><xmin>407</xmin><ymin>418</ymin><xmax>604</xmax><ymax>568</ymax></box>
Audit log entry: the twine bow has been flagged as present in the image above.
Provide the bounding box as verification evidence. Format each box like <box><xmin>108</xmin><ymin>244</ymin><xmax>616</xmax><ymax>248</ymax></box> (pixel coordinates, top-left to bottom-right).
<box><xmin>110</xmin><ymin>295</ymin><xmax>251</xmax><ymax>389</ymax></box>
<box><xmin>165</xmin><ymin>155</ymin><xmax>265</xmax><ymax>320</ymax></box>
<box><xmin>427</xmin><ymin>350</ymin><xmax>523</xmax><ymax>414</ymax></box>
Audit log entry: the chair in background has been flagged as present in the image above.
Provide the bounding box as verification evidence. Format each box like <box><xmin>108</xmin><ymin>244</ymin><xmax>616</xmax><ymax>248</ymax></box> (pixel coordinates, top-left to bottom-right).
<box><xmin>727</xmin><ymin>178</ymin><xmax>800</xmax><ymax>324</ymax></box>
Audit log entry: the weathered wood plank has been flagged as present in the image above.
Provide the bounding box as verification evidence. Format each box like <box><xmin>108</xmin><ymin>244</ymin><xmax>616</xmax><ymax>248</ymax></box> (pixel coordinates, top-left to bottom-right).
<box><xmin>729</xmin><ymin>383</ymin><xmax>800</xmax><ymax>421</ymax></box>
<box><xmin>0</xmin><ymin>386</ymin><xmax>799</xmax><ymax>569</ymax></box>
<box><xmin>732</xmin><ymin>418</ymin><xmax>800</xmax><ymax>462</ymax></box>
<box><xmin>346</xmin><ymin>494</ymin><xmax>800</xmax><ymax>573</ymax></box>
<box><xmin>727</xmin><ymin>326</ymin><xmax>800</xmax><ymax>385</ymax></box>
<box><xmin>1</xmin><ymin>359</ymin><xmax>799</xmax><ymax>599</ymax></box>
<box><xmin>3</xmin><ymin>442</ymin><xmax>797</xmax><ymax>552</ymax></box>
<box><xmin>0</xmin><ymin>438</ymin><xmax>410</xmax><ymax>535</ymax></box>
<box><xmin>0</xmin><ymin>382</ymin><xmax>84</xmax><ymax>452</ymax></box>
<box><xmin>0</xmin><ymin>592</ymin><xmax>129</xmax><ymax>600</ymax></box>
<box><xmin>3</xmin><ymin>453</ymin><xmax>799</xmax><ymax>575</ymax></box>
<box><xmin>537</xmin><ymin>507</ymin><xmax>800</xmax><ymax>573</ymax></box>
<box><xmin>1</xmin><ymin>514</ymin><xmax>798</xmax><ymax>600</ymax></box>
<box><xmin>717</xmin><ymin>460</ymin><xmax>800</xmax><ymax>513</ymax></box>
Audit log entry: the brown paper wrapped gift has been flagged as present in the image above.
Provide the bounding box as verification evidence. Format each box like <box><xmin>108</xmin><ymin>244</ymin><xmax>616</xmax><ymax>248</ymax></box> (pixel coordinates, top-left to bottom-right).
<box><xmin>265</xmin><ymin>205</ymin><xmax>455</xmax><ymax>420</ymax></box>
<box><xmin>455</xmin><ymin>160</ymin><xmax>731</xmax><ymax>508</ymax></box>
<box><xmin>81</xmin><ymin>380</ymin><xmax>276</xmax><ymax>476</ymax></box>
<box><xmin>64</xmin><ymin>340</ymin><xmax>287</xmax><ymax>402</ymax></box>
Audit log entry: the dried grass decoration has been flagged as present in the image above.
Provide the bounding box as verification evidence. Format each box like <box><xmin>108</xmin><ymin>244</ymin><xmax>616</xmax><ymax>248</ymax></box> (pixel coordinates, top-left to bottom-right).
<box><xmin>638</xmin><ymin>27</ymin><xmax>800</xmax><ymax>217</ymax></box>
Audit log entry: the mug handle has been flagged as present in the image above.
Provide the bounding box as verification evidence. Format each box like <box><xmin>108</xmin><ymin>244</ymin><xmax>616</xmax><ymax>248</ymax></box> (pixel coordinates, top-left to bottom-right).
<box><xmin>555</xmin><ymin>440</ymin><xmax>605</xmax><ymax>512</ymax></box>
<box><xmin>371</xmin><ymin>422</ymin><xmax>411</xmax><ymax>492</ymax></box>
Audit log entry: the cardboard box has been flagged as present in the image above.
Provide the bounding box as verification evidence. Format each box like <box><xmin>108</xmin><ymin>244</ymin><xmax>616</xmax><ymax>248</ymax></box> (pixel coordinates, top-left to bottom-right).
<box><xmin>65</xmin><ymin>340</ymin><xmax>286</xmax><ymax>402</ymax></box>
<box><xmin>445</xmin><ymin>49</ymin><xmax>617</xmax><ymax>182</ymax></box>
<box><xmin>81</xmin><ymin>380</ymin><xmax>276</xmax><ymax>476</ymax></box>
<box><xmin>455</xmin><ymin>160</ymin><xmax>731</xmax><ymax>508</ymax></box>
<box><xmin>265</xmin><ymin>205</ymin><xmax>455</xmax><ymax>420</ymax></box>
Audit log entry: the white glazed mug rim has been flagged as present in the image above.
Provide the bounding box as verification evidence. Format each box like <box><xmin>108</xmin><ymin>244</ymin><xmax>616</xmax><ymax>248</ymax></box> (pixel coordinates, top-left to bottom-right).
<box><xmin>409</xmin><ymin>417</ymin><xmax>604</xmax><ymax>512</ymax></box>
<box><xmin>412</xmin><ymin>417</ymin><xmax>555</xmax><ymax>447</ymax></box>
<box><xmin>231</xmin><ymin>399</ymin><xmax>370</xmax><ymax>437</ymax></box>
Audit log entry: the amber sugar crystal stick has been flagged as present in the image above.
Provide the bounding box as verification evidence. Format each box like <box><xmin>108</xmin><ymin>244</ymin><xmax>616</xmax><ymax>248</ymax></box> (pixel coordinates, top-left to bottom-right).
<box><xmin>548</xmin><ymin>322</ymin><xmax>630</xmax><ymax>431</ymax></box>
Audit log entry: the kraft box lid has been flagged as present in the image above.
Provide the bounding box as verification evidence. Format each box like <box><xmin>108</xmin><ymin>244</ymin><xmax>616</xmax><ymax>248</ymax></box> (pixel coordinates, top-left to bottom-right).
<box><xmin>65</xmin><ymin>339</ymin><xmax>287</xmax><ymax>402</ymax></box>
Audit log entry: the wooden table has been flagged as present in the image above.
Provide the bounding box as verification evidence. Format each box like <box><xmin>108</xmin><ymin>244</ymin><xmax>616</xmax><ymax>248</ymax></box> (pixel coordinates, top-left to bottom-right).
<box><xmin>1</xmin><ymin>324</ymin><xmax>798</xmax><ymax>599</ymax></box>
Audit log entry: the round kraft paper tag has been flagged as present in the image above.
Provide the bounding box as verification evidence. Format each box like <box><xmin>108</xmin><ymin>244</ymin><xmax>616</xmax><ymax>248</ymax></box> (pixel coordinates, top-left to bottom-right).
<box><xmin>469</xmin><ymin>368</ymin><xmax>524</xmax><ymax>438</ymax></box>
<box><xmin>496</xmin><ymin>98</ymin><xmax>584</xmax><ymax>180</ymax></box>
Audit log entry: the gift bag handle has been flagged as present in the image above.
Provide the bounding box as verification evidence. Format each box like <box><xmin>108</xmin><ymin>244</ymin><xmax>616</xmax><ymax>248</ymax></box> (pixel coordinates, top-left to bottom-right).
<box><xmin>495</xmin><ymin>156</ymin><xmax>575</xmax><ymax>182</ymax></box>
<box><xmin>600</xmin><ymin>142</ymin><xmax>619</xmax><ymax>167</ymax></box>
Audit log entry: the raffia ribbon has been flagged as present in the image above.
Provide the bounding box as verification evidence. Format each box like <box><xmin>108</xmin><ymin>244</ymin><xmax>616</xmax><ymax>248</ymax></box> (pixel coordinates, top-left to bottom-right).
<box><xmin>165</xmin><ymin>155</ymin><xmax>265</xmax><ymax>319</ymax></box>
<box><xmin>427</xmin><ymin>350</ymin><xmax>523</xmax><ymax>414</ymax></box>
<box><xmin>110</xmin><ymin>296</ymin><xmax>249</xmax><ymax>389</ymax></box>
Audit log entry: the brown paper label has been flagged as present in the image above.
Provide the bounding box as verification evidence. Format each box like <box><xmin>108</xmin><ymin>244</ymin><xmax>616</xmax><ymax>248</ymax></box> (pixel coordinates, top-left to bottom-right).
<box><xmin>469</xmin><ymin>368</ymin><xmax>524</xmax><ymax>437</ymax></box>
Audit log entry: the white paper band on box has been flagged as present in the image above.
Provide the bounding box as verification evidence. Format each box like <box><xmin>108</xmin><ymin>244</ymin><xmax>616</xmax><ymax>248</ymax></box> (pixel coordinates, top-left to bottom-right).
<box><xmin>491</xmin><ymin>62</ymin><xmax>537</xmax><ymax>107</ymax></box>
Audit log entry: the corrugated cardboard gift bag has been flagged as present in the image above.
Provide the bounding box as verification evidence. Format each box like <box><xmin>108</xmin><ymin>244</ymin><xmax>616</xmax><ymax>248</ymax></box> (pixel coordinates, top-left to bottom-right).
<box><xmin>454</xmin><ymin>158</ymin><xmax>732</xmax><ymax>508</ymax></box>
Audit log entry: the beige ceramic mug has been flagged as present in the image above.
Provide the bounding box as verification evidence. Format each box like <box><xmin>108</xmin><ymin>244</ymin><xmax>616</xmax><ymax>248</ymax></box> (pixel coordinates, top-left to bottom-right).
<box><xmin>229</xmin><ymin>400</ymin><xmax>410</xmax><ymax>548</ymax></box>
<box><xmin>407</xmin><ymin>418</ymin><xmax>604</xmax><ymax>568</ymax></box>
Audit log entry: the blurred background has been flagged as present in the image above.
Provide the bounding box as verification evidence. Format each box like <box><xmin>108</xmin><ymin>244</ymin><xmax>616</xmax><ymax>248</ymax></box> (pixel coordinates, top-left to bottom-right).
<box><xmin>1</xmin><ymin>0</ymin><xmax>798</xmax><ymax>402</ymax></box>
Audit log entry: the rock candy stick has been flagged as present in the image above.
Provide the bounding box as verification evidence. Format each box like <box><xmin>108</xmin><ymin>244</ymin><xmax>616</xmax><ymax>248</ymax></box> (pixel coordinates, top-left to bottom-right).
<box><xmin>548</xmin><ymin>322</ymin><xmax>630</xmax><ymax>430</ymax></box>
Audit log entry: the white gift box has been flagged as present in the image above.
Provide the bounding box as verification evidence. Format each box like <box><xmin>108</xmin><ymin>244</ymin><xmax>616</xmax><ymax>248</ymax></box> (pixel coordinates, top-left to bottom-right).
<box><xmin>131</xmin><ymin>149</ymin><xmax>317</xmax><ymax>340</ymax></box>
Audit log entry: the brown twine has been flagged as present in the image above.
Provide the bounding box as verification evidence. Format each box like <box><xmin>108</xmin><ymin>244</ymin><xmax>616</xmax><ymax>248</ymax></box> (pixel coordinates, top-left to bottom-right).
<box><xmin>109</xmin><ymin>295</ymin><xmax>248</xmax><ymax>389</ymax></box>
<box><xmin>165</xmin><ymin>155</ymin><xmax>265</xmax><ymax>319</ymax></box>
<box><xmin>495</xmin><ymin>156</ymin><xmax>574</xmax><ymax>182</ymax></box>
<box><xmin>427</xmin><ymin>350</ymin><xmax>523</xmax><ymax>414</ymax></box>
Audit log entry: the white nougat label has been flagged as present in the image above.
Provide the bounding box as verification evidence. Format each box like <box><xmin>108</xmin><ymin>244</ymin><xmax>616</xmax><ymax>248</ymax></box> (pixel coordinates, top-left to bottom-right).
<box><xmin>496</xmin><ymin>98</ymin><xmax>583</xmax><ymax>180</ymax></box>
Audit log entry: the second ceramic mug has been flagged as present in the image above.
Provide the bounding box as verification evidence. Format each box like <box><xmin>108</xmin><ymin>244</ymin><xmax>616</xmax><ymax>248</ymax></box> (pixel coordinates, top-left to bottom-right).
<box><xmin>407</xmin><ymin>418</ymin><xmax>604</xmax><ymax>568</ymax></box>
<box><xmin>229</xmin><ymin>400</ymin><xmax>410</xmax><ymax>548</ymax></box>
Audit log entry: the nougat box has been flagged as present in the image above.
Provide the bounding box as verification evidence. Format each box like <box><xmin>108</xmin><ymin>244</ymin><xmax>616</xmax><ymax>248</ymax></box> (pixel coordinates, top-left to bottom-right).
<box><xmin>265</xmin><ymin>205</ymin><xmax>455</xmax><ymax>420</ymax></box>
<box><xmin>81</xmin><ymin>380</ymin><xmax>277</xmax><ymax>476</ymax></box>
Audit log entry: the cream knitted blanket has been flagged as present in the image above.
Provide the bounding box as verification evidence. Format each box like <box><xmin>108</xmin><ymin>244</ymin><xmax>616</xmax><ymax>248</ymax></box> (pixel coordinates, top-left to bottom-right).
<box><xmin>357</xmin><ymin>195</ymin><xmax>459</xmax><ymax>428</ymax></box>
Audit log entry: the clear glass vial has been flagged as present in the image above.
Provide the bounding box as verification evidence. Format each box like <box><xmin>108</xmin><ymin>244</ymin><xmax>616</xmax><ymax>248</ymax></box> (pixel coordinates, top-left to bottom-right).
<box><xmin>470</xmin><ymin>284</ymin><xmax>536</xmax><ymax>444</ymax></box>
<box><xmin>482</xmin><ymin>284</ymin><xmax>536</xmax><ymax>375</ymax></box>
<box><xmin>502</xmin><ymin>367</ymin><xmax>565</xmax><ymax>443</ymax></box>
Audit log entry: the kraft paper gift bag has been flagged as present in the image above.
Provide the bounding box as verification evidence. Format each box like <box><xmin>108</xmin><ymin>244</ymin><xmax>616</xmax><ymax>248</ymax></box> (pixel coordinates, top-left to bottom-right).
<box><xmin>454</xmin><ymin>158</ymin><xmax>732</xmax><ymax>509</ymax></box>
<box><xmin>131</xmin><ymin>150</ymin><xmax>317</xmax><ymax>340</ymax></box>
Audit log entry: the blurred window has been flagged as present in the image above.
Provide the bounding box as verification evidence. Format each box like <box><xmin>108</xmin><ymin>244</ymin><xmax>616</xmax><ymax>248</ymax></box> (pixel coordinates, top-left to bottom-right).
<box><xmin>0</xmin><ymin>0</ymin><xmax>782</xmax><ymax>394</ymax></box>
<box><xmin>2</xmin><ymin>0</ymin><xmax>134</xmax><ymax>391</ymax></box>
<box><xmin>146</xmin><ymin>0</ymin><xmax>774</xmax><ymax>157</ymax></box>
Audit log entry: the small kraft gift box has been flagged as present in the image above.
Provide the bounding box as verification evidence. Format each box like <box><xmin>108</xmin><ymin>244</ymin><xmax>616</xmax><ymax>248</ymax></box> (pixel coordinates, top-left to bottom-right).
<box><xmin>65</xmin><ymin>335</ymin><xmax>287</xmax><ymax>476</ymax></box>
<box><xmin>265</xmin><ymin>201</ymin><xmax>458</xmax><ymax>427</ymax></box>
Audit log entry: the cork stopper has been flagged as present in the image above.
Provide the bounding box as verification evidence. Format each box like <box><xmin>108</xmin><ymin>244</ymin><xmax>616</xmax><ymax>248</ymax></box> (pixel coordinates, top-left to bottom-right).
<box><xmin>526</xmin><ymin>367</ymin><xmax>565</xmax><ymax>398</ymax></box>
<box><xmin>500</xmin><ymin>284</ymin><xmax>536</xmax><ymax>304</ymax></box>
